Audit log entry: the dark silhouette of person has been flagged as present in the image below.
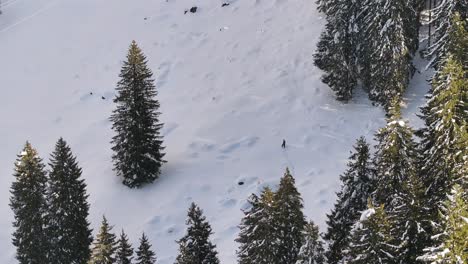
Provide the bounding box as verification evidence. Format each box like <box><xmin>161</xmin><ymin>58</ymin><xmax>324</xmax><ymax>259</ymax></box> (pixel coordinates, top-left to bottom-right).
<box><xmin>281</xmin><ymin>139</ymin><xmax>286</xmax><ymax>149</ymax></box>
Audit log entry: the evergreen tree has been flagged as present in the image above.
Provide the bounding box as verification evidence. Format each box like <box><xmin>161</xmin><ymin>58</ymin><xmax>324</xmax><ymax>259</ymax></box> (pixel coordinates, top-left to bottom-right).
<box><xmin>418</xmin><ymin>185</ymin><xmax>468</xmax><ymax>263</ymax></box>
<box><xmin>89</xmin><ymin>216</ymin><xmax>118</xmax><ymax>264</ymax></box>
<box><xmin>345</xmin><ymin>203</ymin><xmax>397</xmax><ymax>264</ymax></box>
<box><xmin>418</xmin><ymin>56</ymin><xmax>468</xmax><ymax>218</ymax></box>
<box><xmin>236</xmin><ymin>187</ymin><xmax>278</xmax><ymax>264</ymax></box>
<box><xmin>175</xmin><ymin>203</ymin><xmax>220</xmax><ymax>264</ymax></box>
<box><xmin>313</xmin><ymin>0</ymin><xmax>361</xmax><ymax>101</ymax></box>
<box><xmin>9</xmin><ymin>142</ymin><xmax>49</xmax><ymax>264</ymax></box>
<box><xmin>116</xmin><ymin>230</ymin><xmax>134</xmax><ymax>264</ymax></box>
<box><xmin>373</xmin><ymin>98</ymin><xmax>418</xmax><ymax>209</ymax></box>
<box><xmin>47</xmin><ymin>138</ymin><xmax>92</xmax><ymax>264</ymax></box>
<box><xmin>391</xmin><ymin>167</ymin><xmax>429</xmax><ymax>264</ymax></box>
<box><xmin>323</xmin><ymin>137</ymin><xmax>375</xmax><ymax>264</ymax></box>
<box><xmin>295</xmin><ymin>221</ymin><xmax>325</xmax><ymax>264</ymax></box>
<box><xmin>372</xmin><ymin>99</ymin><xmax>432</xmax><ymax>262</ymax></box>
<box><xmin>274</xmin><ymin>168</ymin><xmax>307</xmax><ymax>264</ymax></box>
<box><xmin>427</xmin><ymin>3</ymin><xmax>468</xmax><ymax>69</ymax></box>
<box><xmin>136</xmin><ymin>233</ymin><xmax>156</xmax><ymax>264</ymax></box>
<box><xmin>360</xmin><ymin>0</ymin><xmax>417</xmax><ymax>107</ymax></box>
<box><xmin>110</xmin><ymin>40</ymin><xmax>165</xmax><ymax>188</ymax></box>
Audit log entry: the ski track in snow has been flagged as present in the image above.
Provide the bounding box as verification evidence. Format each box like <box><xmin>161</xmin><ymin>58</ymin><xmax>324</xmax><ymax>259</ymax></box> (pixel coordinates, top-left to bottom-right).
<box><xmin>0</xmin><ymin>1</ymin><xmax>58</xmax><ymax>33</ymax></box>
<box><xmin>0</xmin><ymin>0</ymin><xmax>429</xmax><ymax>263</ymax></box>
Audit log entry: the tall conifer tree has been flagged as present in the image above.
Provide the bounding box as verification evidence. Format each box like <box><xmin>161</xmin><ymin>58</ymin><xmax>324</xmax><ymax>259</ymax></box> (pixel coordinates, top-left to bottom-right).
<box><xmin>418</xmin><ymin>56</ymin><xmax>468</xmax><ymax>218</ymax></box>
<box><xmin>110</xmin><ymin>40</ymin><xmax>165</xmax><ymax>188</ymax></box>
<box><xmin>391</xmin><ymin>167</ymin><xmax>429</xmax><ymax>264</ymax></box>
<box><xmin>418</xmin><ymin>185</ymin><xmax>468</xmax><ymax>263</ymax></box>
<box><xmin>373</xmin><ymin>99</ymin><xmax>430</xmax><ymax>262</ymax></box>
<box><xmin>89</xmin><ymin>216</ymin><xmax>118</xmax><ymax>264</ymax></box>
<box><xmin>116</xmin><ymin>230</ymin><xmax>134</xmax><ymax>264</ymax></box>
<box><xmin>345</xmin><ymin>203</ymin><xmax>397</xmax><ymax>264</ymax></box>
<box><xmin>295</xmin><ymin>221</ymin><xmax>325</xmax><ymax>264</ymax></box>
<box><xmin>175</xmin><ymin>203</ymin><xmax>220</xmax><ymax>264</ymax></box>
<box><xmin>373</xmin><ymin>98</ymin><xmax>418</xmax><ymax>209</ymax></box>
<box><xmin>274</xmin><ymin>168</ymin><xmax>307</xmax><ymax>264</ymax></box>
<box><xmin>135</xmin><ymin>233</ymin><xmax>156</xmax><ymax>264</ymax></box>
<box><xmin>427</xmin><ymin>5</ymin><xmax>468</xmax><ymax>69</ymax></box>
<box><xmin>314</xmin><ymin>0</ymin><xmax>362</xmax><ymax>101</ymax></box>
<box><xmin>323</xmin><ymin>137</ymin><xmax>375</xmax><ymax>264</ymax></box>
<box><xmin>361</xmin><ymin>0</ymin><xmax>416</xmax><ymax>107</ymax></box>
<box><xmin>47</xmin><ymin>138</ymin><xmax>92</xmax><ymax>264</ymax></box>
<box><xmin>9</xmin><ymin>142</ymin><xmax>49</xmax><ymax>264</ymax></box>
<box><xmin>236</xmin><ymin>187</ymin><xmax>278</xmax><ymax>264</ymax></box>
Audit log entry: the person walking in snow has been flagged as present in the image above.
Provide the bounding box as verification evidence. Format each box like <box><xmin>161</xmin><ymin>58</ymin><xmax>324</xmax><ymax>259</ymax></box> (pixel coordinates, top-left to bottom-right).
<box><xmin>281</xmin><ymin>139</ymin><xmax>286</xmax><ymax>149</ymax></box>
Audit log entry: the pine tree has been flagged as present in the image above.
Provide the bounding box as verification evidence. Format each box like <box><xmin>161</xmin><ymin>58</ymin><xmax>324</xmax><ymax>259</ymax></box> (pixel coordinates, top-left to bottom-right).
<box><xmin>373</xmin><ymin>98</ymin><xmax>418</xmax><ymax>209</ymax></box>
<box><xmin>313</xmin><ymin>0</ymin><xmax>362</xmax><ymax>101</ymax></box>
<box><xmin>116</xmin><ymin>230</ymin><xmax>134</xmax><ymax>264</ymax></box>
<box><xmin>175</xmin><ymin>203</ymin><xmax>220</xmax><ymax>264</ymax></box>
<box><xmin>9</xmin><ymin>142</ymin><xmax>49</xmax><ymax>264</ymax></box>
<box><xmin>110</xmin><ymin>40</ymin><xmax>165</xmax><ymax>188</ymax></box>
<box><xmin>274</xmin><ymin>168</ymin><xmax>307</xmax><ymax>264</ymax></box>
<box><xmin>295</xmin><ymin>221</ymin><xmax>325</xmax><ymax>264</ymax></box>
<box><xmin>443</xmin><ymin>12</ymin><xmax>468</xmax><ymax>70</ymax></box>
<box><xmin>345</xmin><ymin>203</ymin><xmax>397</xmax><ymax>264</ymax></box>
<box><xmin>427</xmin><ymin>3</ymin><xmax>468</xmax><ymax>69</ymax></box>
<box><xmin>418</xmin><ymin>55</ymin><xmax>468</xmax><ymax>219</ymax></box>
<box><xmin>89</xmin><ymin>216</ymin><xmax>118</xmax><ymax>264</ymax></box>
<box><xmin>361</xmin><ymin>0</ymin><xmax>416</xmax><ymax>107</ymax></box>
<box><xmin>236</xmin><ymin>187</ymin><xmax>278</xmax><ymax>264</ymax></box>
<box><xmin>391</xmin><ymin>167</ymin><xmax>429</xmax><ymax>264</ymax></box>
<box><xmin>135</xmin><ymin>233</ymin><xmax>156</xmax><ymax>264</ymax></box>
<box><xmin>372</xmin><ymin>99</ymin><xmax>432</xmax><ymax>262</ymax></box>
<box><xmin>47</xmin><ymin>138</ymin><xmax>92</xmax><ymax>264</ymax></box>
<box><xmin>324</xmin><ymin>137</ymin><xmax>375</xmax><ymax>264</ymax></box>
<box><xmin>418</xmin><ymin>185</ymin><xmax>468</xmax><ymax>263</ymax></box>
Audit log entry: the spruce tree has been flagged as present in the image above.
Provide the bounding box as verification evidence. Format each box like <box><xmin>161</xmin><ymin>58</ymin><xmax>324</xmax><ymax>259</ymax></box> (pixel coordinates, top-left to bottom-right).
<box><xmin>47</xmin><ymin>138</ymin><xmax>92</xmax><ymax>264</ymax></box>
<box><xmin>345</xmin><ymin>203</ymin><xmax>397</xmax><ymax>264</ymax></box>
<box><xmin>391</xmin><ymin>167</ymin><xmax>429</xmax><ymax>264</ymax></box>
<box><xmin>89</xmin><ymin>216</ymin><xmax>118</xmax><ymax>264</ymax></box>
<box><xmin>110</xmin><ymin>40</ymin><xmax>165</xmax><ymax>188</ymax></box>
<box><xmin>373</xmin><ymin>98</ymin><xmax>418</xmax><ymax>209</ymax></box>
<box><xmin>295</xmin><ymin>221</ymin><xmax>325</xmax><ymax>264</ymax></box>
<box><xmin>136</xmin><ymin>233</ymin><xmax>156</xmax><ymax>264</ymax></box>
<box><xmin>427</xmin><ymin>4</ymin><xmax>468</xmax><ymax>69</ymax></box>
<box><xmin>418</xmin><ymin>56</ymin><xmax>468</xmax><ymax>218</ymax></box>
<box><xmin>175</xmin><ymin>203</ymin><xmax>220</xmax><ymax>264</ymax></box>
<box><xmin>116</xmin><ymin>230</ymin><xmax>134</xmax><ymax>264</ymax></box>
<box><xmin>418</xmin><ymin>185</ymin><xmax>468</xmax><ymax>263</ymax></box>
<box><xmin>372</xmin><ymin>99</ymin><xmax>432</xmax><ymax>262</ymax></box>
<box><xmin>9</xmin><ymin>142</ymin><xmax>49</xmax><ymax>264</ymax></box>
<box><xmin>314</xmin><ymin>0</ymin><xmax>361</xmax><ymax>101</ymax></box>
<box><xmin>274</xmin><ymin>168</ymin><xmax>307</xmax><ymax>264</ymax></box>
<box><xmin>236</xmin><ymin>187</ymin><xmax>278</xmax><ymax>264</ymax></box>
<box><xmin>361</xmin><ymin>0</ymin><xmax>416</xmax><ymax>107</ymax></box>
<box><xmin>323</xmin><ymin>136</ymin><xmax>375</xmax><ymax>264</ymax></box>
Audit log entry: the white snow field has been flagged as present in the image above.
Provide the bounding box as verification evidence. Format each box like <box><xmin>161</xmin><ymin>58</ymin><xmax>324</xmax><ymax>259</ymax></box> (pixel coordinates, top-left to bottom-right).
<box><xmin>0</xmin><ymin>0</ymin><xmax>430</xmax><ymax>263</ymax></box>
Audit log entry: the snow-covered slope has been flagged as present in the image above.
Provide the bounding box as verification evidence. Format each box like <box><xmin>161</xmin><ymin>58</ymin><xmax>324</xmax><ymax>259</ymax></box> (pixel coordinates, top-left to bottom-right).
<box><xmin>0</xmin><ymin>0</ymin><xmax>430</xmax><ymax>263</ymax></box>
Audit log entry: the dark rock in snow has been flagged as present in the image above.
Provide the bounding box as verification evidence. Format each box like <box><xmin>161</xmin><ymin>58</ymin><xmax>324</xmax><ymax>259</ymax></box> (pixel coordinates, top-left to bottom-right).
<box><xmin>190</xmin><ymin>6</ymin><xmax>197</xmax><ymax>13</ymax></box>
<box><xmin>238</xmin><ymin>181</ymin><xmax>244</xmax><ymax>186</ymax></box>
<box><xmin>222</xmin><ymin>3</ymin><xmax>230</xmax><ymax>7</ymax></box>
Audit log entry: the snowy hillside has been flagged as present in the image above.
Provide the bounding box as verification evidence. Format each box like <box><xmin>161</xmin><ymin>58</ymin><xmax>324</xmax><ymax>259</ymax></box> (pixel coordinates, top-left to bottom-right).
<box><xmin>0</xmin><ymin>0</ymin><xmax>430</xmax><ymax>263</ymax></box>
